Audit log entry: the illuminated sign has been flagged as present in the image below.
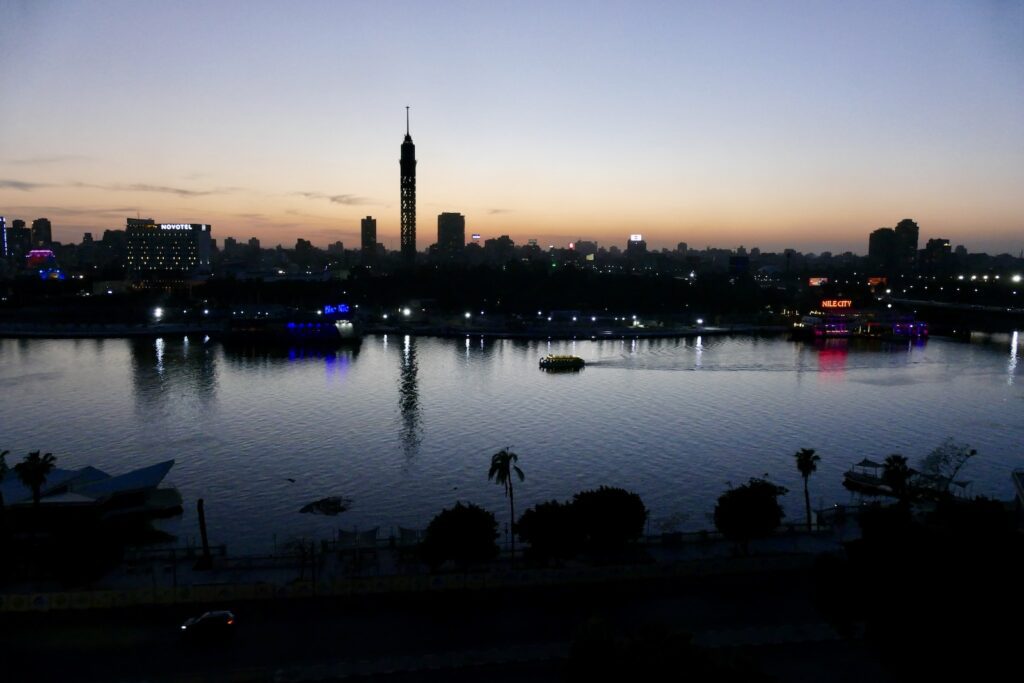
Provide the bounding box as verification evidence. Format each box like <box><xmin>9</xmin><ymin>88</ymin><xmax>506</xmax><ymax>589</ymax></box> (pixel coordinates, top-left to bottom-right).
<box><xmin>629</xmin><ymin>234</ymin><xmax>643</xmax><ymax>242</ymax></box>
<box><xmin>867</xmin><ymin>277</ymin><xmax>887</xmax><ymax>286</ymax></box>
<box><xmin>322</xmin><ymin>304</ymin><xmax>350</xmax><ymax>315</ymax></box>
<box><xmin>159</xmin><ymin>224</ymin><xmax>196</xmax><ymax>230</ymax></box>
<box><xmin>808</xmin><ymin>277</ymin><xmax>828</xmax><ymax>286</ymax></box>
<box><xmin>821</xmin><ymin>299</ymin><xmax>853</xmax><ymax>309</ymax></box>
<box><xmin>471</xmin><ymin>233</ymin><xmax>481</xmax><ymax>240</ymax></box>
<box><xmin>568</xmin><ymin>242</ymin><xmax>575</xmax><ymax>250</ymax></box>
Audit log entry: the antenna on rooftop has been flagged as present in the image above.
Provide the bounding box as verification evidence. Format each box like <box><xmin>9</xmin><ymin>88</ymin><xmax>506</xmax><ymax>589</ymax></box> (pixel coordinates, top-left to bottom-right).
<box><xmin>406</xmin><ymin>106</ymin><xmax>410</xmax><ymax>136</ymax></box>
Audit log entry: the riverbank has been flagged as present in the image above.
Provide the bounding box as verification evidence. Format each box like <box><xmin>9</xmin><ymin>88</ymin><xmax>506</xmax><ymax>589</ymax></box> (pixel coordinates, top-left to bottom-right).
<box><xmin>0</xmin><ymin>319</ymin><xmax>788</xmax><ymax>341</ymax></box>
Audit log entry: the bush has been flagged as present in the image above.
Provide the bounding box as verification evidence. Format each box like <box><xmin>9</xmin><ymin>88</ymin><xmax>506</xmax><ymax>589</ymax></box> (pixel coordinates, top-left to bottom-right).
<box><xmin>420</xmin><ymin>502</ymin><xmax>499</xmax><ymax>570</ymax></box>
<box><xmin>713</xmin><ymin>478</ymin><xmax>787</xmax><ymax>551</ymax></box>
<box><xmin>572</xmin><ymin>486</ymin><xmax>648</xmax><ymax>552</ymax></box>
<box><xmin>516</xmin><ymin>500</ymin><xmax>577</xmax><ymax>561</ymax></box>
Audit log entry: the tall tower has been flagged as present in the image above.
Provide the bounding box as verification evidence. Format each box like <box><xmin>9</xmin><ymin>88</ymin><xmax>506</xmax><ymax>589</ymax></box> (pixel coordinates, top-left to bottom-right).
<box><xmin>400</xmin><ymin>107</ymin><xmax>417</xmax><ymax>263</ymax></box>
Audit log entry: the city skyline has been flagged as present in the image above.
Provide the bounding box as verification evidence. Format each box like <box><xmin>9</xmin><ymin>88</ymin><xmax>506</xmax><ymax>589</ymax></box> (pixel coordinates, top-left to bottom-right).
<box><xmin>1</xmin><ymin>2</ymin><xmax>1022</xmax><ymax>254</ymax></box>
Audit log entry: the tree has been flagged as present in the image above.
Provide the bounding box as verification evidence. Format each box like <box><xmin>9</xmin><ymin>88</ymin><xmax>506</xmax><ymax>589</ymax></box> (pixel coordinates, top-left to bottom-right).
<box><xmin>572</xmin><ymin>486</ymin><xmax>648</xmax><ymax>553</ymax></box>
<box><xmin>793</xmin><ymin>448</ymin><xmax>821</xmax><ymax>531</ymax></box>
<box><xmin>713</xmin><ymin>478</ymin><xmax>787</xmax><ymax>553</ymax></box>
<box><xmin>882</xmin><ymin>454</ymin><xmax>911</xmax><ymax>501</ymax></box>
<box><xmin>14</xmin><ymin>451</ymin><xmax>57</xmax><ymax>508</ymax></box>
<box><xmin>919</xmin><ymin>438</ymin><xmax>977</xmax><ymax>495</ymax></box>
<box><xmin>420</xmin><ymin>502</ymin><xmax>499</xmax><ymax>570</ymax></box>
<box><xmin>488</xmin><ymin>448</ymin><xmax>524</xmax><ymax>560</ymax></box>
<box><xmin>517</xmin><ymin>500</ymin><xmax>577</xmax><ymax>562</ymax></box>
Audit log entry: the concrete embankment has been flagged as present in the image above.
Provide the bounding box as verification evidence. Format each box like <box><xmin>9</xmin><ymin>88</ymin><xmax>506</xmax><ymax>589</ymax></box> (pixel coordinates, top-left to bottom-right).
<box><xmin>0</xmin><ymin>322</ymin><xmax>225</xmax><ymax>339</ymax></box>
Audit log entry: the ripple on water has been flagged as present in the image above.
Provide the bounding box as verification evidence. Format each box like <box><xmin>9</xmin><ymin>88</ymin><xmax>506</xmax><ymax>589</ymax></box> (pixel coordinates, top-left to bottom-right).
<box><xmin>1</xmin><ymin>334</ymin><xmax>1022</xmax><ymax>553</ymax></box>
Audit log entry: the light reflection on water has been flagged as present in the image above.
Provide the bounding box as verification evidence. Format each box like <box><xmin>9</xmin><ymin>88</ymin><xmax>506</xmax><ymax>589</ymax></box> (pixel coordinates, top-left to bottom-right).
<box><xmin>0</xmin><ymin>333</ymin><xmax>1022</xmax><ymax>553</ymax></box>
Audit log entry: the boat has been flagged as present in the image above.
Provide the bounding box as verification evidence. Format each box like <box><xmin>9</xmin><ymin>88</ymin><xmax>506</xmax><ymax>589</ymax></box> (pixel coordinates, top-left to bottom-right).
<box><xmin>224</xmin><ymin>305</ymin><xmax>362</xmax><ymax>347</ymax></box>
<box><xmin>842</xmin><ymin>458</ymin><xmax>891</xmax><ymax>495</ymax></box>
<box><xmin>539</xmin><ymin>354</ymin><xmax>585</xmax><ymax>370</ymax></box>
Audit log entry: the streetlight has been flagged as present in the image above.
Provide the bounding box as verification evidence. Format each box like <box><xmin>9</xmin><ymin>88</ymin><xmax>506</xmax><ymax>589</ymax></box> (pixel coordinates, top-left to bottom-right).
<box><xmin>402</xmin><ymin>308</ymin><xmax>411</xmax><ymax>316</ymax></box>
<box><xmin>153</xmin><ymin>307</ymin><xmax>163</xmax><ymax>320</ymax></box>
<box><xmin>464</xmin><ymin>312</ymin><xmax>471</xmax><ymax>319</ymax></box>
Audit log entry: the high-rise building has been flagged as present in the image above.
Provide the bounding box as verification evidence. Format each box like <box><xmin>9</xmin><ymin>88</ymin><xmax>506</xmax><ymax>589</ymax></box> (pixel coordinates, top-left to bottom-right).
<box><xmin>0</xmin><ymin>217</ymin><xmax>6</xmax><ymax>257</ymax></box>
<box><xmin>31</xmin><ymin>218</ymin><xmax>52</xmax><ymax>246</ymax></box>
<box><xmin>626</xmin><ymin>234</ymin><xmax>647</xmax><ymax>254</ymax></box>
<box><xmin>125</xmin><ymin>218</ymin><xmax>212</xmax><ymax>276</ymax></box>
<box><xmin>894</xmin><ymin>218</ymin><xmax>919</xmax><ymax>266</ymax></box>
<box><xmin>868</xmin><ymin>227</ymin><xmax>897</xmax><ymax>268</ymax></box>
<box><xmin>361</xmin><ymin>216</ymin><xmax>377</xmax><ymax>254</ymax></box>
<box><xmin>5</xmin><ymin>220</ymin><xmax>32</xmax><ymax>259</ymax></box>
<box><xmin>400</xmin><ymin>107</ymin><xmax>417</xmax><ymax>262</ymax></box>
<box><xmin>436</xmin><ymin>212</ymin><xmax>465</xmax><ymax>253</ymax></box>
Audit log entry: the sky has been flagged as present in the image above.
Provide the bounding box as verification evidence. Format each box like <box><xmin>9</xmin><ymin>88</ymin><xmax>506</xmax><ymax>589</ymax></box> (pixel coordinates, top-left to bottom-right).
<box><xmin>1</xmin><ymin>1</ymin><xmax>1022</xmax><ymax>254</ymax></box>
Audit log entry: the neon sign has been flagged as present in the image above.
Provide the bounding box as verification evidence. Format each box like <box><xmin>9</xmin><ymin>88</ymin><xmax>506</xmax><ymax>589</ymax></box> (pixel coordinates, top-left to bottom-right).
<box><xmin>821</xmin><ymin>299</ymin><xmax>853</xmax><ymax>309</ymax></box>
<box><xmin>629</xmin><ymin>234</ymin><xmax>643</xmax><ymax>242</ymax></box>
<box><xmin>322</xmin><ymin>304</ymin><xmax>350</xmax><ymax>315</ymax></box>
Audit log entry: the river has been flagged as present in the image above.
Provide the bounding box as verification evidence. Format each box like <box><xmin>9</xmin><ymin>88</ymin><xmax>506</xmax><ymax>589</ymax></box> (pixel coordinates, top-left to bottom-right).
<box><xmin>0</xmin><ymin>332</ymin><xmax>1020</xmax><ymax>553</ymax></box>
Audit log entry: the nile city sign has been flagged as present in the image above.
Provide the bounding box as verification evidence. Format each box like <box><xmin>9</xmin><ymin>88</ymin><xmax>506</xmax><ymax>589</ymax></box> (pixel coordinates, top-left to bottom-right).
<box><xmin>821</xmin><ymin>299</ymin><xmax>853</xmax><ymax>309</ymax></box>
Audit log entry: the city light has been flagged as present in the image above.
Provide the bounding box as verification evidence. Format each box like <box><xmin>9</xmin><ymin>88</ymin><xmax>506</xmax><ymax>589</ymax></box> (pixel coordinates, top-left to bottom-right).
<box><xmin>1013</xmin><ymin>275</ymin><xmax>1022</xmax><ymax>283</ymax></box>
<box><xmin>153</xmin><ymin>307</ymin><xmax>163</xmax><ymax>320</ymax></box>
<box><xmin>696</xmin><ymin>318</ymin><xmax>704</xmax><ymax>325</ymax></box>
<box><xmin>402</xmin><ymin>308</ymin><xmax>411</xmax><ymax>316</ymax></box>
<box><xmin>464</xmin><ymin>312</ymin><xmax>471</xmax><ymax>319</ymax></box>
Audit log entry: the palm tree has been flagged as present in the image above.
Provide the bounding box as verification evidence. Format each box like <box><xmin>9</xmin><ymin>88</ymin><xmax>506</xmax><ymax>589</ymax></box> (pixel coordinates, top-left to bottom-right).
<box><xmin>882</xmin><ymin>454</ymin><xmax>911</xmax><ymax>502</ymax></box>
<box><xmin>14</xmin><ymin>451</ymin><xmax>57</xmax><ymax>509</ymax></box>
<box><xmin>793</xmin><ymin>448</ymin><xmax>821</xmax><ymax>531</ymax></box>
<box><xmin>488</xmin><ymin>448</ymin><xmax>524</xmax><ymax>561</ymax></box>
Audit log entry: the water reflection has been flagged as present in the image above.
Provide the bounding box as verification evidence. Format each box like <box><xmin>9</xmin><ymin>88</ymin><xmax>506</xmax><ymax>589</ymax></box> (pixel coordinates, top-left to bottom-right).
<box><xmin>816</xmin><ymin>341</ymin><xmax>849</xmax><ymax>377</ymax></box>
<box><xmin>1009</xmin><ymin>331</ymin><xmax>1018</xmax><ymax>385</ymax></box>
<box><xmin>398</xmin><ymin>334</ymin><xmax>421</xmax><ymax>456</ymax></box>
<box><xmin>129</xmin><ymin>337</ymin><xmax>217</xmax><ymax>412</ymax></box>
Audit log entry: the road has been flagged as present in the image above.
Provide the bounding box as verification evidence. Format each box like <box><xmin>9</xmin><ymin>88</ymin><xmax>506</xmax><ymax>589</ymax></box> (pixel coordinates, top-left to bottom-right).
<box><xmin>0</xmin><ymin>570</ymin><xmax>889</xmax><ymax>682</ymax></box>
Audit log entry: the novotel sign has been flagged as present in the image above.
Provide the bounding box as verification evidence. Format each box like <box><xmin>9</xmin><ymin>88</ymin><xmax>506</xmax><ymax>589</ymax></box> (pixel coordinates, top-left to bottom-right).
<box><xmin>821</xmin><ymin>299</ymin><xmax>853</xmax><ymax>309</ymax></box>
<box><xmin>160</xmin><ymin>224</ymin><xmax>197</xmax><ymax>230</ymax></box>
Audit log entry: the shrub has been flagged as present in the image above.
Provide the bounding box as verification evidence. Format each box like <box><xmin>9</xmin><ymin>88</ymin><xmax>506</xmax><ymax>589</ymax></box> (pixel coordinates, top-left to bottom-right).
<box><xmin>516</xmin><ymin>499</ymin><xmax>577</xmax><ymax>561</ymax></box>
<box><xmin>713</xmin><ymin>478</ymin><xmax>787</xmax><ymax>551</ymax></box>
<box><xmin>420</xmin><ymin>502</ymin><xmax>499</xmax><ymax>570</ymax></box>
<box><xmin>572</xmin><ymin>486</ymin><xmax>648</xmax><ymax>552</ymax></box>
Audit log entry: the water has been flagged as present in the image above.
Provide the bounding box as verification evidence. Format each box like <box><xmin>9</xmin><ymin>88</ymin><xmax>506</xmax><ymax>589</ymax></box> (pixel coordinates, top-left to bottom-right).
<box><xmin>1</xmin><ymin>332</ymin><xmax>1021</xmax><ymax>553</ymax></box>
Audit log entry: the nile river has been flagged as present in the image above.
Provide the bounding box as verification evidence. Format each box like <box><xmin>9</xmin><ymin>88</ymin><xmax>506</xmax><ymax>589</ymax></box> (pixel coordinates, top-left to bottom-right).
<box><xmin>1</xmin><ymin>333</ymin><xmax>1021</xmax><ymax>553</ymax></box>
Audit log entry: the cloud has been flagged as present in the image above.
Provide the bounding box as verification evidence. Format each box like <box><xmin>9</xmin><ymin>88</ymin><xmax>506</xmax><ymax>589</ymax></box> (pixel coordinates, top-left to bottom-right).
<box><xmin>0</xmin><ymin>179</ymin><xmax>49</xmax><ymax>191</ymax></box>
<box><xmin>72</xmin><ymin>182</ymin><xmax>238</xmax><ymax>197</ymax></box>
<box><xmin>489</xmin><ymin>208</ymin><xmax>513</xmax><ymax>215</ymax></box>
<box><xmin>8</xmin><ymin>155</ymin><xmax>92</xmax><ymax>166</ymax></box>
<box><xmin>328</xmin><ymin>194</ymin><xmax>368</xmax><ymax>206</ymax></box>
<box><xmin>295</xmin><ymin>191</ymin><xmax>370</xmax><ymax>206</ymax></box>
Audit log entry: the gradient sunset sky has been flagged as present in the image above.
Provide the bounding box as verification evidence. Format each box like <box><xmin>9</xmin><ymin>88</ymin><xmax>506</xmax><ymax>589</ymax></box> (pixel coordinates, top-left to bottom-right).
<box><xmin>1</xmin><ymin>1</ymin><xmax>1021</xmax><ymax>253</ymax></box>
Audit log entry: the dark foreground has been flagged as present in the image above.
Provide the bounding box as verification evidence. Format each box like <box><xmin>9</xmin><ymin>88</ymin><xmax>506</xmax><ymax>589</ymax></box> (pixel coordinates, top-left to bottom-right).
<box><xmin>1</xmin><ymin>569</ymin><xmax>892</xmax><ymax>683</ymax></box>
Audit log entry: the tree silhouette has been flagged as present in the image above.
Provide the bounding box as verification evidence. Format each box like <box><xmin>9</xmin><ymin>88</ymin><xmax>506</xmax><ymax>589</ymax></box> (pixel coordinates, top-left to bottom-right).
<box><xmin>793</xmin><ymin>448</ymin><xmax>821</xmax><ymax>531</ymax></box>
<box><xmin>14</xmin><ymin>451</ymin><xmax>57</xmax><ymax>508</ymax></box>
<box><xmin>420</xmin><ymin>502</ymin><xmax>499</xmax><ymax>570</ymax></box>
<box><xmin>713</xmin><ymin>478</ymin><xmax>787</xmax><ymax>553</ymax></box>
<box><xmin>882</xmin><ymin>454</ymin><xmax>911</xmax><ymax>501</ymax></box>
<box><xmin>488</xmin><ymin>448</ymin><xmax>524</xmax><ymax>560</ymax></box>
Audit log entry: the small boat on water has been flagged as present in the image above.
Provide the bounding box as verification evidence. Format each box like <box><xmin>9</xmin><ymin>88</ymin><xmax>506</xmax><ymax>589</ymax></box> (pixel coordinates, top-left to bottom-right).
<box><xmin>539</xmin><ymin>354</ymin><xmax>585</xmax><ymax>370</ymax></box>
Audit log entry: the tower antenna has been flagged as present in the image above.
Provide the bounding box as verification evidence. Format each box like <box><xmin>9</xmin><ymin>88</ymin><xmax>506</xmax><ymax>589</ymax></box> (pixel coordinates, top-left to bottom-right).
<box><xmin>406</xmin><ymin>106</ymin><xmax>410</xmax><ymax>136</ymax></box>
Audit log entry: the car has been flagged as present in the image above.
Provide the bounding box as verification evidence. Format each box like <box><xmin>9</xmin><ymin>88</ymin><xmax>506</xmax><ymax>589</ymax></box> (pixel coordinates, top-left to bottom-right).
<box><xmin>180</xmin><ymin>610</ymin><xmax>236</xmax><ymax>640</ymax></box>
